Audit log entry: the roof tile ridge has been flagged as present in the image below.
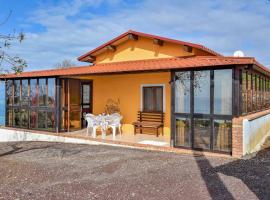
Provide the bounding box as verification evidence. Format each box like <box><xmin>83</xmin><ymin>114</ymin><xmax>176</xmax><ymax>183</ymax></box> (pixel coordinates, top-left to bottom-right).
<box><xmin>94</xmin><ymin>57</ymin><xmax>184</xmax><ymax>66</ymax></box>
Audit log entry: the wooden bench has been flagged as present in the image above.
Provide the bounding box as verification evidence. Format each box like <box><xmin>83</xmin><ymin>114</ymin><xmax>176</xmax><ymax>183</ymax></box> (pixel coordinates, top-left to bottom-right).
<box><xmin>133</xmin><ymin>111</ymin><xmax>164</xmax><ymax>137</ymax></box>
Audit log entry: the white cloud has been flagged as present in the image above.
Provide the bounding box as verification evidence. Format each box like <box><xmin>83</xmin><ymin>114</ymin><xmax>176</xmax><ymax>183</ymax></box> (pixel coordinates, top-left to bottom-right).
<box><xmin>5</xmin><ymin>0</ymin><xmax>270</xmax><ymax>70</ymax></box>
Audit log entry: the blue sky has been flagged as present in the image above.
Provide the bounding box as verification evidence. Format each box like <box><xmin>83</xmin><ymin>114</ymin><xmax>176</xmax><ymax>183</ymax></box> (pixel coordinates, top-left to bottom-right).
<box><xmin>1</xmin><ymin>0</ymin><xmax>270</xmax><ymax>71</ymax></box>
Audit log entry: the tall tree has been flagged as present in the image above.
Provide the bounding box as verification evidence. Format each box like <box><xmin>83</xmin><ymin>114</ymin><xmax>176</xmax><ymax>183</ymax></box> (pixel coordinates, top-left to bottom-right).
<box><xmin>0</xmin><ymin>11</ymin><xmax>27</xmax><ymax>74</ymax></box>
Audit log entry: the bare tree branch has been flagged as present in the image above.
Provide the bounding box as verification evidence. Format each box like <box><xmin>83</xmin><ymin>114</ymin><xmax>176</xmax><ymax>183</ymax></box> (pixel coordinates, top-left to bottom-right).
<box><xmin>0</xmin><ymin>10</ymin><xmax>12</xmax><ymax>26</ymax></box>
<box><xmin>0</xmin><ymin>11</ymin><xmax>27</xmax><ymax>75</ymax></box>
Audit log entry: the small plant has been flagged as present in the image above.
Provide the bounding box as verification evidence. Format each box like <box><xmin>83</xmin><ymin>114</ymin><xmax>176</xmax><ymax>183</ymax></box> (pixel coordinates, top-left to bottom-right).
<box><xmin>105</xmin><ymin>98</ymin><xmax>120</xmax><ymax>114</ymax></box>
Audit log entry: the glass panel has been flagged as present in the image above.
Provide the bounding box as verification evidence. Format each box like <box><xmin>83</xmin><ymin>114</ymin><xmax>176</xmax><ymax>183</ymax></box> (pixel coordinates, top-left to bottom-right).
<box><xmin>13</xmin><ymin>108</ymin><xmax>20</xmax><ymax>127</ymax></box>
<box><xmin>21</xmin><ymin>80</ymin><xmax>29</xmax><ymax>106</ymax></box>
<box><xmin>61</xmin><ymin>79</ymin><xmax>68</xmax><ymax>107</ymax></box>
<box><xmin>48</xmin><ymin>78</ymin><xmax>55</xmax><ymax>107</ymax></box>
<box><xmin>30</xmin><ymin>110</ymin><xmax>37</xmax><ymax>128</ymax></box>
<box><xmin>14</xmin><ymin>80</ymin><xmax>20</xmax><ymax>106</ymax></box>
<box><xmin>175</xmin><ymin>117</ymin><xmax>190</xmax><ymax>147</ymax></box>
<box><xmin>256</xmin><ymin>76</ymin><xmax>260</xmax><ymax>111</ymax></box>
<box><xmin>69</xmin><ymin>79</ymin><xmax>81</xmax><ymax>130</ymax></box>
<box><xmin>5</xmin><ymin>108</ymin><xmax>12</xmax><ymax>126</ymax></box>
<box><xmin>30</xmin><ymin>79</ymin><xmax>38</xmax><ymax>106</ymax></box>
<box><xmin>6</xmin><ymin>80</ymin><xmax>13</xmax><ymax>106</ymax></box>
<box><xmin>267</xmin><ymin>79</ymin><xmax>270</xmax><ymax>107</ymax></box>
<box><xmin>214</xmin><ymin>69</ymin><xmax>232</xmax><ymax>115</ymax></box>
<box><xmin>61</xmin><ymin>110</ymin><xmax>68</xmax><ymax>131</ymax></box>
<box><xmin>143</xmin><ymin>87</ymin><xmax>163</xmax><ymax>112</ymax></box>
<box><xmin>70</xmin><ymin>79</ymin><xmax>80</xmax><ymax>105</ymax></box>
<box><xmin>38</xmin><ymin>110</ymin><xmax>46</xmax><ymax>129</ymax></box>
<box><xmin>242</xmin><ymin>71</ymin><xmax>247</xmax><ymax>114</ymax></box>
<box><xmin>194</xmin><ymin>70</ymin><xmax>210</xmax><ymax>114</ymax></box>
<box><xmin>194</xmin><ymin>118</ymin><xmax>211</xmax><ymax>149</ymax></box>
<box><xmin>47</xmin><ymin>111</ymin><xmax>55</xmax><ymax>130</ymax></box>
<box><xmin>39</xmin><ymin>79</ymin><xmax>47</xmax><ymax>106</ymax></box>
<box><xmin>263</xmin><ymin>78</ymin><xmax>266</xmax><ymax>108</ymax></box>
<box><xmin>247</xmin><ymin>73</ymin><xmax>252</xmax><ymax>112</ymax></box>
<box><xmin>175</xmin><ymin>71</ymin><xmax>190</xmax><ymax>113</ymax></box>
<box><xmin>213</xmin><ymin>120</ymin><xmax>232</xmax><ymax>152</ymax></box>
<box><xmin>21</xmin><ymin>108</ymin><xmax>28</xmax><ymax>128</ymax></box>
<box><xmin>82</xmin><ymin>84</ymin><xmax>90</xmax><ymax>104</ymax></box>
<box><xmin>252</xmin><ymin>75</ymin><xmax>256</xmax><ymax>110</ymax></box>
<box><xmin>156</xmin><ymin>87</ymin><xmax>163</xmax><ymax>112</ymax></box>
<box><xmin>70</xmin><ymin>110</ymin><xmax>81</xmax><ymax>130</ymax></box>
<box><xmin>143</xmin><ymin>87</ymin><xmax>153</xmax><ymax>111</ymax></box>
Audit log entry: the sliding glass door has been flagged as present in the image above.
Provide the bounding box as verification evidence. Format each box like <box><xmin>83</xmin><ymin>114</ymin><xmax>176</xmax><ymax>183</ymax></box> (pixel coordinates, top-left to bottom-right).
<box><xmin>173</xmin><ymin>68</ymin><xmax>233</xmax><ymax>153</ymax></box>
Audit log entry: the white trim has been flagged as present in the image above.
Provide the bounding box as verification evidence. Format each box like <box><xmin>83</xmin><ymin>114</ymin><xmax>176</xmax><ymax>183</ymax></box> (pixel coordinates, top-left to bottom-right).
<box><xmin>140</xmin><ymin>84</ymin><xmax>166</xmax><ymax>112</ymax></box>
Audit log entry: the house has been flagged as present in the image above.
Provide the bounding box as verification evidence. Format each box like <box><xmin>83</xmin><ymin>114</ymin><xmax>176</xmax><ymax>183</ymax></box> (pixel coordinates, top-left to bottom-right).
<box><xmin>2</xmin><ymin>30</ymin><xmax>270</xmax><ymax>158</ymax></box>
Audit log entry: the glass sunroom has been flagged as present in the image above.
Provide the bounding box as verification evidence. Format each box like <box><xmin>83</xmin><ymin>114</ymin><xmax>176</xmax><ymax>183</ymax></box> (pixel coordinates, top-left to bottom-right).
<box><xmin>171</xmin><ymin>63</ymin><xmax>270</xmax><ymax>154</ymax></box>
<box><xmin>5</xmin><ymin>78</ymin><xmax>57</xmax><ymax>131</ymax></box>
<box><xmin>172</xmin><ymin>68</ymin><xmax>233</xmax><ymax>153</ymax></box>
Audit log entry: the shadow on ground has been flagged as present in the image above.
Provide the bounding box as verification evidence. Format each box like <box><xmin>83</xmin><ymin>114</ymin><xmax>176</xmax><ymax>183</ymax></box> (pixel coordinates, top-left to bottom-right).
<box><xmin>194</xmin><ymin>149</ymin><xmax>270</xmax><ymax>200</ymax></box>
<box><xmin>0</xmin><ymin>142</ymin><xmax>82</xmax><ymax>158</ymax></box>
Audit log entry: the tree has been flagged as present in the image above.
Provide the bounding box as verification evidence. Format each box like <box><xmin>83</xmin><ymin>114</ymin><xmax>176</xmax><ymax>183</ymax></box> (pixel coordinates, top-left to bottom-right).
<box><xmin>0</xmin><ymin>11</ymin><xmax>27</xmax><ymax>74</ymax></box>
<box><xmin>55</xmin><ymin>59</ymin><xmax>76</xmax><ymax>69</ymax></box>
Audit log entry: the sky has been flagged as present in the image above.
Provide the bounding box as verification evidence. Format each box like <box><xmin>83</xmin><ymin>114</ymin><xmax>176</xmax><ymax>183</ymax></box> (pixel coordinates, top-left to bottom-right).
<box><xmin>0</xmin><ymin>0</ymin><xmax>270</xmax><ymax>71</ymax></box>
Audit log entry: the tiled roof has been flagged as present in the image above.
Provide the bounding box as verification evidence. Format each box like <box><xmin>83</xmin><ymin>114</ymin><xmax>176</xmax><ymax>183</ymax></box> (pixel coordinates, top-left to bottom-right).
<box><xmin>0</xmin><ymin>56</ymin><xmax>268</xmax><ymax>79</ymax></box>
<box><xmin>77</xmin><ymin>30</ymin><xmax>221</xmax><ymax>61</ymax></box>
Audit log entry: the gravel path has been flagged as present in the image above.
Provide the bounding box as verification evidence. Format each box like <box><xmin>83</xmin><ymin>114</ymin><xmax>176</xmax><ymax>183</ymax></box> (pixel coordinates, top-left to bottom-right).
<box><xmin>0</xmin><ymin>142</ymin><xmax>269</xmax><ymax>200</ymax></box>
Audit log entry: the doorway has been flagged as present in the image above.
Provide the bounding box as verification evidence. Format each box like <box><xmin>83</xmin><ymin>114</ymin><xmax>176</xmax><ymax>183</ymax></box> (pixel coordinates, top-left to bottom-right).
<box><xmin>60</xmin><ymin>79</ymin><xmax>92</xmax><ymax>132</ymax></box>
<box><xmin>81</xmin><ymin>81</ymin><xmax>93</xmax><ymax>128</ymax></box>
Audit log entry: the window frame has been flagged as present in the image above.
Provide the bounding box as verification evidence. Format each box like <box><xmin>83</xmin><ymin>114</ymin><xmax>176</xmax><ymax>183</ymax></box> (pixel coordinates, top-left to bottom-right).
<box><xmin>5</xmin><ymin>77</ymin><xmax>57</xmax><ymax>132</ymax></box>
<box><xmin>140</xmin><ymin>84</ymin><xmax>165</xmax><ymax>112</ymax></box>
<box><xmin>171</xmin><ymin>67</ymin><xmax>233</xmax><ymax>154</ymax></box>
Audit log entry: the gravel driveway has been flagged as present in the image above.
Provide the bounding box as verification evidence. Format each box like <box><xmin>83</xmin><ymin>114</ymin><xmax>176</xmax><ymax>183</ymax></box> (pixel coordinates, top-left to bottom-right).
<box><xmin>0</xmin><ymin>142</ymin><xmax>269</xmax><ymax>200</ymax></box>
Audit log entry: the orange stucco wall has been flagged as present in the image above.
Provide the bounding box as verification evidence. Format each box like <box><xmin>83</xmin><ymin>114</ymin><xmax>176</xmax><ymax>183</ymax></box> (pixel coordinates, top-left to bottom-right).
<box><xmin>94</xmin><ymin>36</ymin><xmax>195</xmax><ymax>64</ymax></box>
<box><xmin>79</xmin><ymin>71</ymin><xmax>171</xmax><ymax>136</ymax></box>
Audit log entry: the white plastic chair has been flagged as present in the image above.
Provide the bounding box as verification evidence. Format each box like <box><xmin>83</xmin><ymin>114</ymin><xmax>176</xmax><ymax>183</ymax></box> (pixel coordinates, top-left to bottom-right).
<box><xmin>85</xmin><ymin>114</ymin><xmax>99</xmax><ymax>138</ymax></box>
<box><xmin>107</xmin><ymin>113</ymin><xmax>123</xmax><ymax>139</ymax></box>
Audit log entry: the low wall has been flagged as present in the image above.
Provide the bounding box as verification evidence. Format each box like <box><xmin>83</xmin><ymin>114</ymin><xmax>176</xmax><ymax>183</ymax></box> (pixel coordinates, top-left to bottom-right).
<box><xmin>242</xmin><ymin>111</ymin><xmax>270</xmax><ymax>155</ymax></box>
<box><xmin>0</xmin><ymin>128</ymin><xmax>101</xmax><ymax>145</ymax></box>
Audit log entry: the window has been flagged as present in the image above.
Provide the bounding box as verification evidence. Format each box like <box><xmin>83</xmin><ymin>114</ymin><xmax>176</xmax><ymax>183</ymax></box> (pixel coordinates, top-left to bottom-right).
<box><xmin>6</xmin><ymin>80</ymin><xmax>13</xmax><ymax>106</ymax></box>
<box><xmin>30</xmin><ymin>110</ymin><xmax>37</xmax><ymax>128</ymax></box>
<box><xmin>38</xmin><ymin>110</ymin><xmax>46</xmax><ymax>129</ymax></box>
<box><xmin>252</xmin><ymin>75</ymin><xmax>257</xmax><ymax>110</ymax></box>
<box><xmin>39</xmin><ymin>79</ymin><xmax>46</xmax><ymax>106</ymax></box>
<box><xmin>21</xmin><ymin>108</ymin><xmax>28</xmax><ymax>128</ymax></box>
<box><xmin>194</xmin><ymin>70</ymin><xmax>210</xmax><ymax>114</ymax></box>
<box><xmin>30</xmin><ymin>79</ymin><xmax>38</xmax><ymax>106</ymax></box>
<box><xmin>14</xmin><ymin>80</ymin><xmax>20</xmax><ymax>106</ymax></box>
<box><xmin>214</xmin><ymin>69</ymin><xmax>232</xmax><ymax>115</ymax></box>
<box><xmin>175</xmin><ymin>71</ymin><xmax>190</xmax><ymax>113</ymax></box>
<box><xmin>247</xmin><ymin>73</ymin><xmax>252</xmax><ymax>112</ymax></box>
<box><xmin>5</xmin><ymin>78</ymin><xmax>56</xmax><ymax>131</ymax></box>
<box><xmin>13</xmin><ymin>108</ymin><xmax>20</xmax><ymax>127</ymax></box>
<box><xmin>48</xmin><ymin>78</ymin><xmax>55</xmax><ymax>107</ymax></box>
<box><xmin>142</xmin><ymin>86</ymin><xmax>163</xmax><ymax>112</ymax></box>
<box><xmin>173</xmin><ymin>69</ymin><xmax>233</xmax><ymax>153</ymax></box>
<box><xmin>21</xmin><ymin>80</ymin><xmax>29</xmax><ymax>106</ymax></box>
<box><xmin>47</xmin><ymin>111</ymin><xmax>55</xmax><ymax>130</ymax></box>
<box><xmin>194</xmin><ymin>118</ymin><xmax>211</xmax><ymax>149</ymax></box>
<box><xmin>213</xmin><ymin>120</ymin><xmax>232</xmax><ymax>152</ymax></box>
<box><xmin>242</xmin><ymin>71</ymin><xmax>247</xmax><ymax>114</ymax></box>
<box><xmin>6</xmin><ymin>109</ymin><xmax>12</xmax><ymax>126</ymax></box>
<box><xmin>175</xmin><ymin>117</ymin><xmax>191</xmax><ymax>147</ymax></box>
